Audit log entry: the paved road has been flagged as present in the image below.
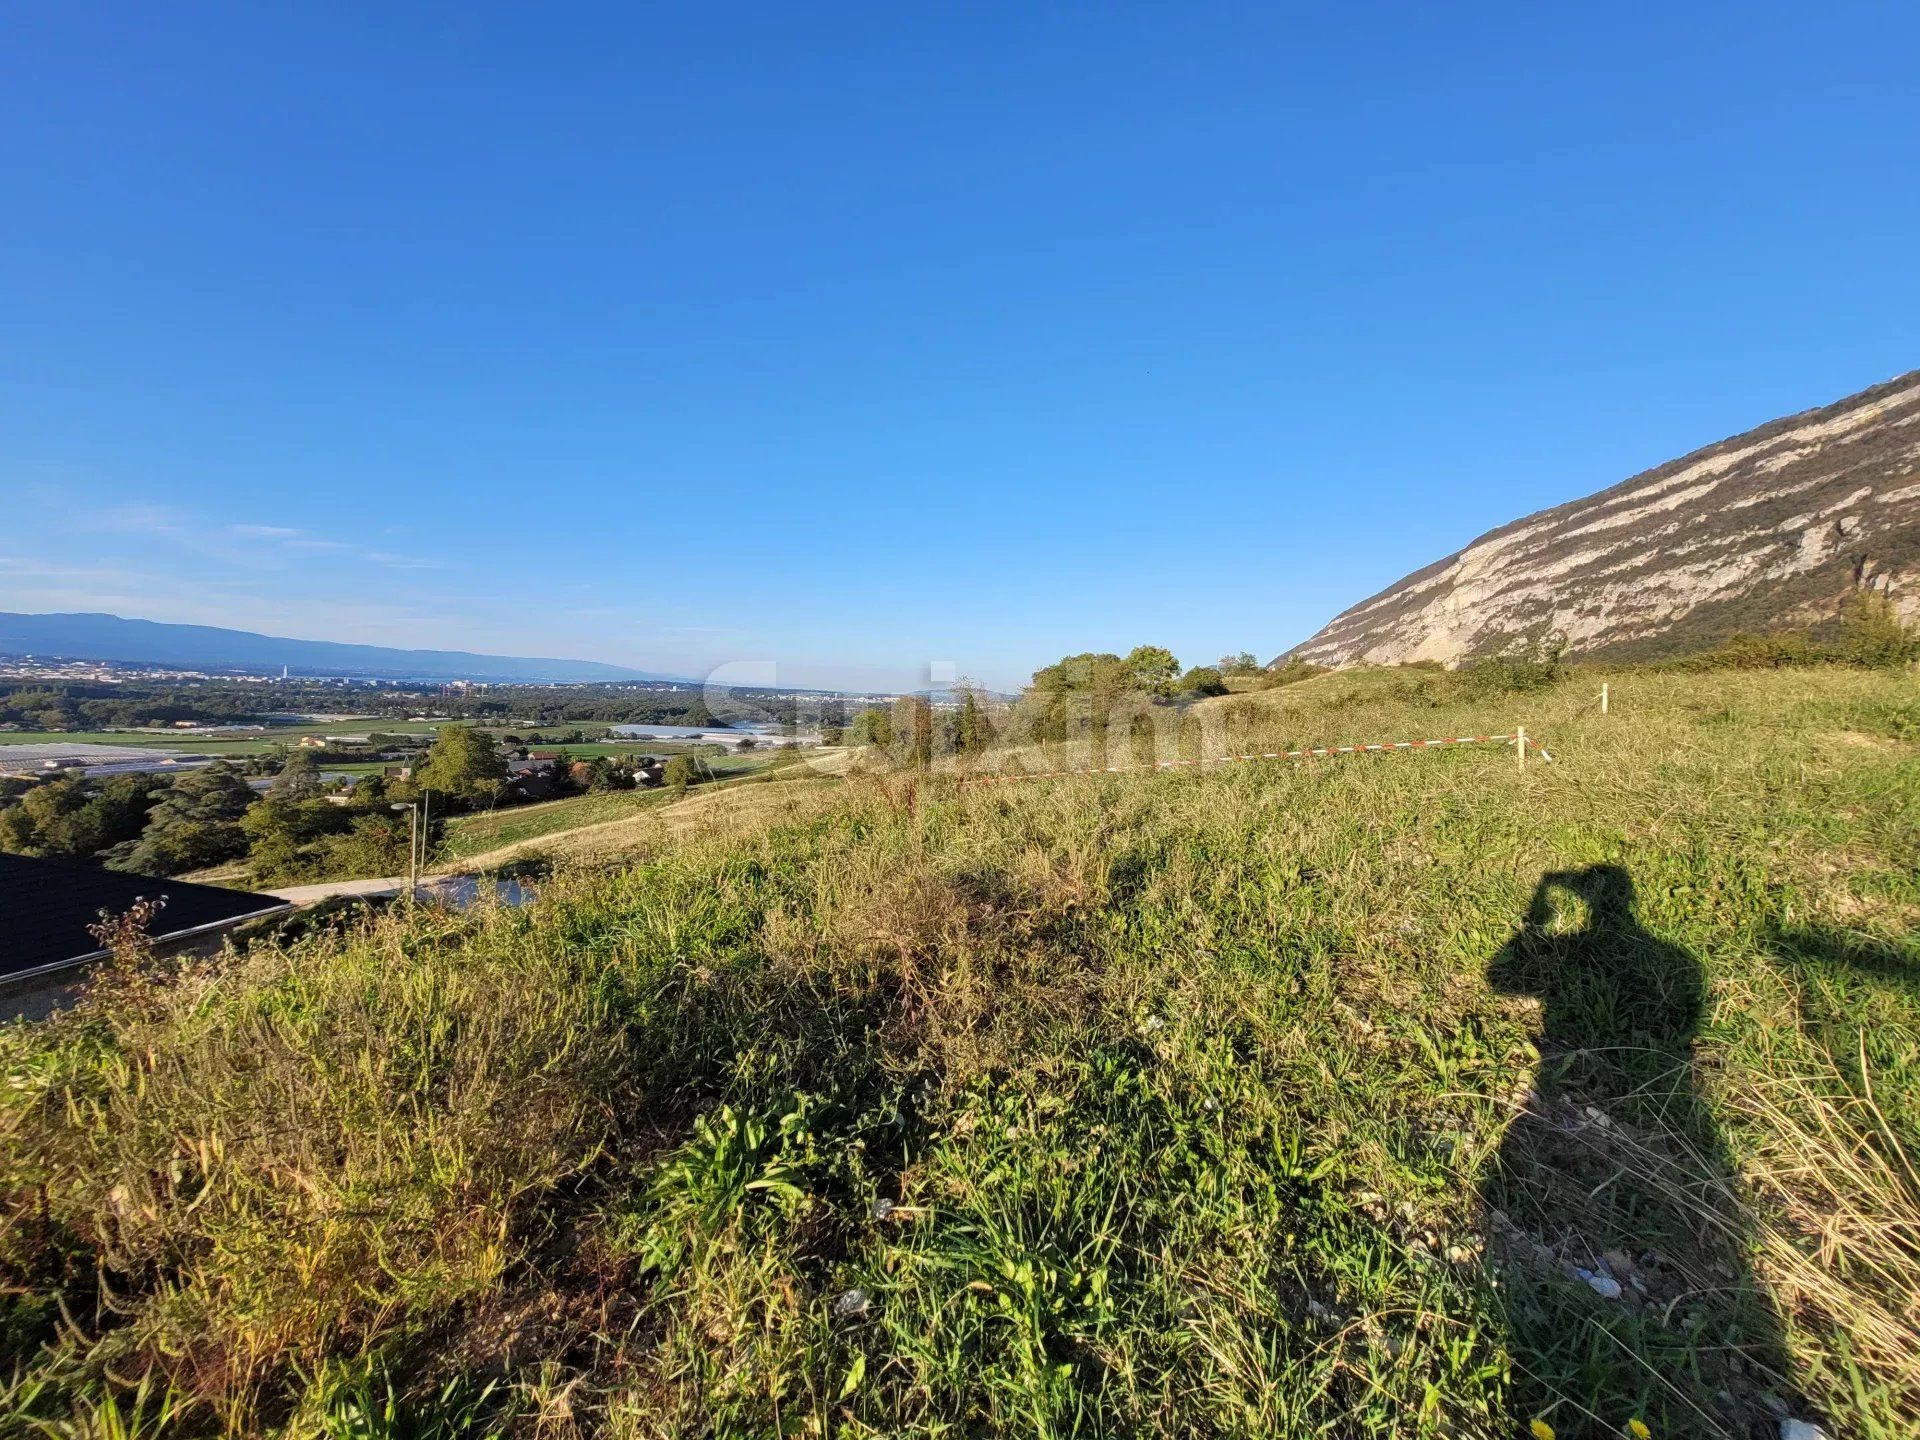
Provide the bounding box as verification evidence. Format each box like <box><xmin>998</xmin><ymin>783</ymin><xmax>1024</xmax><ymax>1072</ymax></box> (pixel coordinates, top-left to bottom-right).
<box><xmin>264</xmin><ymin>874</ymin><xmax>435</xmax><ymax>903</ymax></box>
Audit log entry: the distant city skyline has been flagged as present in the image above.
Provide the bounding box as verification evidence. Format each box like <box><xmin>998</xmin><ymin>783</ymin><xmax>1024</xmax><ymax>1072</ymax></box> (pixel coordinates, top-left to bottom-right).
<box><xmin>4</xmin><ymin>5</ymin><xmax>1918</xmax><ymax>689</ymax></box>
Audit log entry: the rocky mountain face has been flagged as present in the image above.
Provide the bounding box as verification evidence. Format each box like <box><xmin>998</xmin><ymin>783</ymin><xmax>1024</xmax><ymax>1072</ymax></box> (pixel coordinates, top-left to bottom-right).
<box><xmin>1288</xmin><ymin>371</ymin><xmax>1920</xmax><ymax>667</ymax></box>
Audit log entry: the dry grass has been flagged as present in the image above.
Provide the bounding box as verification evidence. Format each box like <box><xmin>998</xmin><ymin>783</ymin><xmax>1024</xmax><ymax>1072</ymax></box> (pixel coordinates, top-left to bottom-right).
<box><xmin>1736</xmin><ymin>1031</ymin><xmax>1920</xmax><ymax>1410</ymax></box>
<box><xmin>2</xmin><ymin>663</ymin><xmax>1915</xmax><ymax>1437</ymax></box>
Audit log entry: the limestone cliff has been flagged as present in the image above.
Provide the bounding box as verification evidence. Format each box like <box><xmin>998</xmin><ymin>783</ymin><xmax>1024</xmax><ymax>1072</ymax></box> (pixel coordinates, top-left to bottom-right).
<box><xmin>1288</xmin><ymin>372</ymin><xmax>1920</xmax><ymax>666</ymax></box>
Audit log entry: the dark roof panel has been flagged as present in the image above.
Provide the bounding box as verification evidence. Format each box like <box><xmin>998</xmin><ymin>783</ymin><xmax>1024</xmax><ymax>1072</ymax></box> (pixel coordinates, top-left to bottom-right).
<box><xmin>0</xmin><ymin>854</ymin><xmax>287</xmax><ymax>982</ymax></box>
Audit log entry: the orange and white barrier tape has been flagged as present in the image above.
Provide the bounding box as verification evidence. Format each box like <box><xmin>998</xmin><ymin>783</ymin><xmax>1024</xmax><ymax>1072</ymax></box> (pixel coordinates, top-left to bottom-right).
<box><xmin>961</xmin><ymin>732</ymin><xmax>1552</xmax><ymax>787</ymax></box>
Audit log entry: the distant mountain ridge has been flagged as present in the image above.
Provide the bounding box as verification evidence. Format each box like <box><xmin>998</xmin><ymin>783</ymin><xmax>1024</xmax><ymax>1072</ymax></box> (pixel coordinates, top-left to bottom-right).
<box><xmin>0</xmin><ymin>612</ymin><xmax>680</xmax><ymax>684</ymax></box>
<box><xmin>1287</xmin><ymin>371</ymin><xmax>1920</xmax><ymax>667</ymax></box>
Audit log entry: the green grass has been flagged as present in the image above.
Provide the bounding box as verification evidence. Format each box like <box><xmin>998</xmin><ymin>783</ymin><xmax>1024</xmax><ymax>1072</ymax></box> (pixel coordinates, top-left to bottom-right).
<box><xmin>0</xmin><ymin>723</ymin><xmax>763</xmax><ymax>770</ymax></box>
<box><xmin>436</xmin><ymin>756</ymin><xmax>783</xmax><ymax>864</ymax></box>
<box><xmin>438</xmin><ymin>789</ymin><xmax>666</xmax><ymax>860</ymax></box>
<box><xmin>0</xmin><ymin>728</ymin><xmax>206</xmax><ymax>746</ymax></box>
<box><xmin>0</xmin><ymin>720</ymin><xmax>454</xmax><ymax>757</ymax></box>
<box><xmin>2</xmin><ymin>666</ymin><xmax>1915</xmax><ymax>1438</ymax></box>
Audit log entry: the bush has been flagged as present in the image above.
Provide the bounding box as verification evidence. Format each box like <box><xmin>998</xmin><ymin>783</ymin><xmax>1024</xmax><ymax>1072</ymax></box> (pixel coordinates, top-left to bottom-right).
<box><xmin>1678</xmin><ymin>631</ymin><xmax>1830</xmax><ymax>670</ymax></box>
<box><xmin>1452</xmin><ymin>638</ymin><xmax>1566</xmax><ymax>697</ymax></box>
<box><xmin>1666</xmin><ymin>596</ymin><xmax>1918</xmax><ymax>673</ymax></box>
<box><xmin>1178</xmin><ymin>666</ymin><xmax>1228</xmax><ymax>698</ymax></box>
<box><xmin>308</xmin><ymin>812</ymin><xmax>415</xmax><ymax>878</ymax></box>
<box><xmin>0</xmin><ymin>904</ymin><xmax>630</xmax><ymax>1427</ymax></box>
<box><xmin>1273</xmin><ymin>657</ymin><xmax>1328</xmax><ymax>684</ymax></box>
<box><xmin>1239</xmin><ymin>657</ymin><xmax>1327</xmax><ymax>689</ymax></box>
<box><xmin>1837</xmin><ymin>593</ymin><xmax>1920</xmax><ymax>669</ymax></box>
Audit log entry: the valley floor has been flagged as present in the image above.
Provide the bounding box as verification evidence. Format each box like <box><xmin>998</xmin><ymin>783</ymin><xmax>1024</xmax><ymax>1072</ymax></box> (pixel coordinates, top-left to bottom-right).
<box><xmin>2</xmin><ymin>665</ymin><xmax>1916</xmax><ymax>1438</ymax></box>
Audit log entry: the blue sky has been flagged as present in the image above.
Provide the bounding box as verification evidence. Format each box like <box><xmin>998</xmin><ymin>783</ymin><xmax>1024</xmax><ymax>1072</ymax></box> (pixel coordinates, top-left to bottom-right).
<box><xmin>3</xmin><ymin>4</ymin><xmax>1917</xmax><ymax>691</ymax></box>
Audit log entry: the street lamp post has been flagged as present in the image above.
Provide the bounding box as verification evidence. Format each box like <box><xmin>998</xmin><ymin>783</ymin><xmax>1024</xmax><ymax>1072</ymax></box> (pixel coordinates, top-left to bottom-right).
<box><xmin>391</xmin><ymin>801</ymin><xmax>419</xmax><ymax>902</ymax></box>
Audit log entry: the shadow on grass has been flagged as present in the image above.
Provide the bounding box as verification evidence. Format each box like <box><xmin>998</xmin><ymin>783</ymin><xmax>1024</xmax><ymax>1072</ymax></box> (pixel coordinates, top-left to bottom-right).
<box><xmin>1764</xmin><ymin>922</ymin><xmax>1920</xmax><ymax>1002</ymax></box>
<box><xmin>1763</xmin><ymin>925</ymin><xmax>1919</xmax><ymax>1113</ymax></box>
<box><xmin>1485</xmin><ymin>865</ymin><xmax>1809</xmax><ymax>1439</ymax></box>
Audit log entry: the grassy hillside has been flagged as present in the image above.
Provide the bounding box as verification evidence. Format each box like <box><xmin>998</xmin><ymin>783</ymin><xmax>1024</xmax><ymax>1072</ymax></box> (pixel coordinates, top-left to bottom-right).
<box><xmin>437</xmin><ymin>789</ymin><xmax>664</xmax><ymax>861</ymax></box>
<box><xmin>437</xmin><ymin>754</ymin><xmax>786</xmax><ymax>865</ymax></box>
<box><xmin>434</xmin><ymin>755</ymin><xmax>840</xmax><ymax>874</ymax></box>
<box><xmin>2</xmin><ymin>668</ymin><xmax>1915</xmax><ymax>1438</ymax></box>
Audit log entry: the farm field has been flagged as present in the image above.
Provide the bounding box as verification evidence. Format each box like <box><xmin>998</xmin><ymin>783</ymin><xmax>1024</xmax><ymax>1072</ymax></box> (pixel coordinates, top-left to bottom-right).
<box><xmin>0</xmin><ymin>720</ymin><xmax>456</xmax><ymax>758</ymax></box>
<box><xmin>0</xmin><ymin>721</ymin><xmax>746</xmax><ymax>752</ymax></box>
<box><xmin>0</xmin><ymin>723</ymin><xmax>747</xmax><ymax>776</ymax></box>
<box><xmin>2</xmin><ymin>666</ymin><xmax>1915</xmax><ymax>1437</ymax></box>
<box><xmin>0</xmin><ymin>724</ymin><xmax>778</xmax><ymax>774</ymax></box>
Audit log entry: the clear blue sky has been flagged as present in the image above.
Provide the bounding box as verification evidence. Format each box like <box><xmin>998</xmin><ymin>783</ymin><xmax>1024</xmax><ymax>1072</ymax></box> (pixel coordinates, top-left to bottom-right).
<box><xmin>3</xmin><ymin>4</ymin><xmax>1916</xmax><ymax>691</ymax></box>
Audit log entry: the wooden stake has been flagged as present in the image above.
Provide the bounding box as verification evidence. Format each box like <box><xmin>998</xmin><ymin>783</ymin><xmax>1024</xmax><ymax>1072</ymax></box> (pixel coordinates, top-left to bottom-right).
<box><xmin>1516</xmin><ymin>725</ymin><xmax>1527</xmax><ymax>771</ymax></box>
<box><xmin>1600</xmin><ymin>682</ymin><xmax>1610</xmax><ymax>715</ymax></box>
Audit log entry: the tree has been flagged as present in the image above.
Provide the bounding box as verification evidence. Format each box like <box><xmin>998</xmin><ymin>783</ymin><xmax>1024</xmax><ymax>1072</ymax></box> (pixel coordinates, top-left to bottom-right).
<box><xmin>663</xmin><ymin>755</ymin><xmax>697</xmax><ymax>794</ymax></box>
<box><xmin>0</xmin><ymin>803</ymin><xmax>34</xmax><ymax>854</ymax></box>
<box><xmin>0</xmin><ymin>775</ymin><xmax>156</xmax><ymax>860</ymax></box>
<box><xmin>154</xmin><ymin>763</ymin><xmax>255</xmax><ymax>826</ymax></box>
<box><xmin>115</xmin><ymin>815</ymin><xmax>248</xmax><ymax>876</ymax></box>
<box><xmin>890</xmin><ymin>696</ymin><xmax>933</xmax><ymax>768</ymax></box>
<box><xmin>583</xmin><ymin>756</ymin><xmax>628</xmax><ymax>792</ymax></box>
<box><xmin>240</xmin><ymin>790</ymin><xmax>360</xmax><ymax>883</ymax></box>
<box><xmin>1838</xmin><ymin>592</ymin><xmax>1920</xmax><ymax>668</ymax></box>
<box><xmin>116</xmin><ymin>763</ymin><xmax>254</xmax><ymax>875</ymax></box>
<box><xmin>241</xmin><ymin>795</ymin><xmax>328</xmax><ymax>848</ymax></box>
<box><xmin>1023</xmin><ymin>652</ymin><xmax>1145</xmax><ymax>764</ymax></box>
<box><xmin>271</xmin><ymin>748</ymin><xmax>323</xmax><ymax>801</ymax></box>
<box><xmin>1028</xmin><ymin>652</ymin><xmax>1128</xmax><ymax>694</ymax></box>
<box><xmin>543</xmin><ymin>747</ymin><xmax>577</xmax><ymax>795</ymax></box>
<box><xmin>849</xmin><ymin>708</ymin><xmax>895</xmax><ymax>747</ymax></box>
<box><xmin>0</xmin><ymin>779</ymin><xmax>78</xmax><ymax>855</ymax></box>
<box><xmin>243</xmin><ymin>826</ymin><xmax>311</xmax><ymax>883</ymax></box>
<box><xmin>1021</xmin><ymin>654</ymin><xmax>1112</xmax><ymax>749</ymax></box>
<box><xmin>309</xmin><ymin>813</ymin><xmax>414</xmax><ymax>880</ymax></box>
<box><xmin>1123</xmin><ymin>645</ymin><xmax>1181</xmax><ymax>697</ymax></box>
<box><xmin>416</xmin><ymin>724</ymin><xmax>508</xmax><ymax>799</ymax></box>
<box><xmin>80</xmin><ymin>774</ymin><xmax>157</xmax><ymax>852</ymax></box>
<box><xmin>1217</xmin><ymin>651</ymin><xmax>1261</xmax><ymax>674</ymax></box>
<box><xmin>1179</xmin><ymin>666</ymin><xmax>1228</xmax><ymax>697</ymax></box>
<box><xmin>1030</xmin><ymin>649</ymin><xmax>1180</xmax><ymax>701</ymax></box>
<box><xmin>953</xmin><ymin>686</ymin><xmax>992</xmax><ymax>757</ymax></box>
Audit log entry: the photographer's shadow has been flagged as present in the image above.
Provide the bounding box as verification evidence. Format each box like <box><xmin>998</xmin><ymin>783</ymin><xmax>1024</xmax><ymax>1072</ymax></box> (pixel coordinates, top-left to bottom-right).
<box><xmin>1483</xmin><ymin>866</ymin><xmax>1802</xmax><ymax>1437</ymax></box>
